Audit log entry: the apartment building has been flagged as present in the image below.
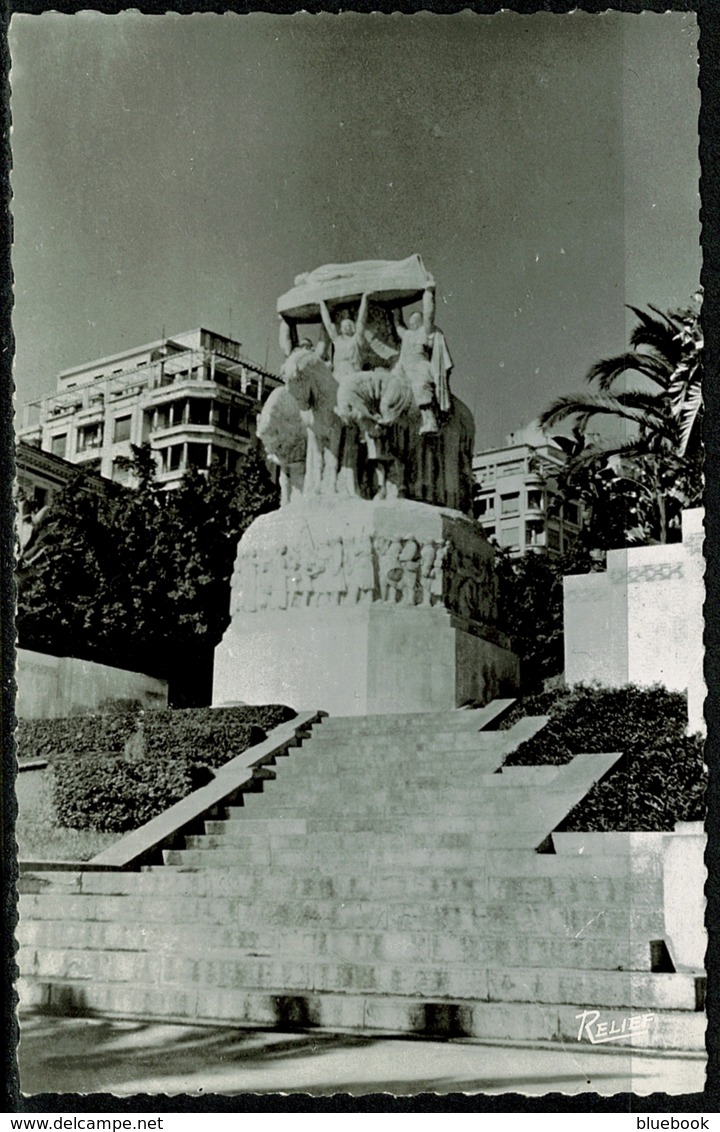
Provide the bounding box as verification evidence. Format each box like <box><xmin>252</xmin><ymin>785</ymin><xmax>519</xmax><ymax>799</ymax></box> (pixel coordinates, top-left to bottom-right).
<box><xmin>472</xmin><ymin>422</ymin><xmax>581</xmax><ymax>557</ymax></box>
<box><xmin>17</xmin><ymin>329</ymin><xmax>281</xmax><ymax>488</ymax></box>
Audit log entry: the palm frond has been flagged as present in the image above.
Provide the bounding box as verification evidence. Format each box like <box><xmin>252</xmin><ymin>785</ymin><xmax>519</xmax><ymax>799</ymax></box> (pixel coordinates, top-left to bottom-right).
<box><xmin>539</xmin><ymin>391</ymin><xmax>667</xmax><ymax>433</ymax></box>
<box><xmin>585</xmin><ymin>352</ymin><xmax>673</xmax><ymax>392</ymax></box>
<box><xmin>627</xmin><ymin>306</ymin><xmax>683</xmax><ymax>366</ymax></box>
<box><xmin>673</xmin><ymin>381</ymin><xmax>703</xmax><ymax>456</ymax></box>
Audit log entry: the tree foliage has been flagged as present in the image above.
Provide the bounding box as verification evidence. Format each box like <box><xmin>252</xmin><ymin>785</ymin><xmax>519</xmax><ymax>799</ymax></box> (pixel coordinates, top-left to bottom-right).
<box><xmin>539</xmin><ymin>299</ymin><xmax>703</xmax><ymax>549</ymax></box>
<box><xmin>494</xmin><ymin>544</ymin><xmax>601</xmax><ymax>692</ymax></box>
<box><xmin>16</xmin><ymin>446</ymin><xmax>279</xmax><ymax>686</ymax></box>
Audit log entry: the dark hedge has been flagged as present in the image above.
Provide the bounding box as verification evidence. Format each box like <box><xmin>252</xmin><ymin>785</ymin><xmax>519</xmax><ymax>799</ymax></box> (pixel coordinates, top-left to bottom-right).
<box><xmin>500</xmin><ymin>684</ymin><xmax>705</xmax><ymax>832</ymax></box>
<box><xmin>17</xmin><ymin>712</ymin><xmax>141</xmax><ymax>762</ymax></box>
<box><xmin>51</xmin><ymin>704</ymin><xmax>296</xmax><ymax>833</ymax></box>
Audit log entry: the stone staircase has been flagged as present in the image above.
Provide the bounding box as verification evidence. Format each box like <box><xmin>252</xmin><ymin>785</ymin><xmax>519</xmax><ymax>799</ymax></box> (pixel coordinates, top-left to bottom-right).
<box><xmin>17</xmin><ymin>704</ymin><xmax>705</xmax><ymax>1050</ymax></box>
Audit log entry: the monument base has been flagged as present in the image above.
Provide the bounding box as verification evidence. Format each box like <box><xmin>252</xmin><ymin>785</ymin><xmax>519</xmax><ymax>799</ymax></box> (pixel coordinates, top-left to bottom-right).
<box><xmin>213</xmin><ymin>498</ymin><xmax>519</xmax><ymax>717</ymax></box>
<box><xmin>214</xmin><ymin>604</ymin><xmax>517</xmax><ymax>716</ymax></box>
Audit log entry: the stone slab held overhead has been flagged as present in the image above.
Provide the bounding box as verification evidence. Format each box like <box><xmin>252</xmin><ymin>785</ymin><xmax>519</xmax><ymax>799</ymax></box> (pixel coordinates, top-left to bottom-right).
<box><xmin>277</xmin><ymin>255</ymin><xmax>434</xmax><ymax>322</ymax></box>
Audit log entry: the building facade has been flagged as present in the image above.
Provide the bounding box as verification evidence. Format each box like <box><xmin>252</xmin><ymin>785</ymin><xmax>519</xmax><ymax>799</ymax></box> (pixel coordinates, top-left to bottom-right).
<box><xmin>17</xmin><ymin>329</ymin><xmax>281</xmax><ymax>489</ymax></box>
<box><xmin>472</xmin><ymin>423</ymin><xmax>581</xmax><ymax>557</ymax></box>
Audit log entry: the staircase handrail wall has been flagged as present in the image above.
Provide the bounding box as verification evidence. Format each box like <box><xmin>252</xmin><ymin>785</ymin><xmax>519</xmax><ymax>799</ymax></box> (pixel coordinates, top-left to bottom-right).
<box><xmin>19</xmin><ymin>711</ymin><xmax>324</xmax><ymax>874</ymax></box>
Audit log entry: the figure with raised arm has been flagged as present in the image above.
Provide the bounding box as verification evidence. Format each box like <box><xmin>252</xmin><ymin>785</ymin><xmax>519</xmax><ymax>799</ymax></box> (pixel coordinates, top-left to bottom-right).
<box><xmin>319</xmin><ymin>293</ymin><xmax>371</xmax><ymax>425</ymax></box>
<box><xmin>392</xmin><ymin>284</ymin><xmax>442</xmax><ymax>436</ymax></box>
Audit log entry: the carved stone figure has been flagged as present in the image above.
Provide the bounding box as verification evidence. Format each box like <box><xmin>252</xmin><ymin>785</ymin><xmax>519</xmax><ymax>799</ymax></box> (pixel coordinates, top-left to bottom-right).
<box><xmin>430</xmin><ymin>541</ymin><xmax>449</xmax><ymax>607</ymax></box>
<box><xmin>256</xmin><ymin>386</ymin><xmax>307</xmax><ymax>506</ymax></box>
<box><xmin>280</xmin><ymin>349</ymin><xmax>348</xmax><ymax>497</ymax></box>
<box><xmin>398</xmin><ymin>538</ymin><xmax>421</xmax><ymax>607</ymax></box>
<box><xmin>264</xmin><ymin>257</ymin><xmax>476</xmax><ymax>515</ymax></box>
<box><xmin>306</xmin><ymin>546</ymin><xmax>327</xmax><ymax>608</ymax></box>
<box><xmin>286</xmin><ymin>548</ymin><xmax>304</xmax><ymax>609</ymax></box>
<box><xmin>319</xmin><ymin>293</ymin><xmax>369</xmax><ymax>420</ymax></box>
<box><xmin>270</xmin><ymin>547</ymin><xmax>289</xmax><ymax>611</ymax></box>
<box><xmin>377</xmin><ymin>537</ymin><xmax>403</xmax><ymax>603</ymax></box>
<box><xmin>323</xmin><ymin>538</ymin><xmax>347</xmax><ymax>606</ymax></box>
<box><xmin>392</xmin><ymin>286</ymin><xmax>439</xmax><ymax>436</ymax></box>
<box><xmin>234</xmin><ymin>549</ymin><xmax>258</xmax><ymax>613</ymax></box>
<box><xmin>257</xmin><ymin>558</ymin><xmax>273</xmax><ymax>611</ymax></box>
<box><xmin>347</xmin><ymin>536</ymin><xmax>376</xmax><ymax>605</ymax></box>
<box><xmin>419</xmin><ymin>540</ymin><xmax>438</xmax><ymax>606</ymax></box>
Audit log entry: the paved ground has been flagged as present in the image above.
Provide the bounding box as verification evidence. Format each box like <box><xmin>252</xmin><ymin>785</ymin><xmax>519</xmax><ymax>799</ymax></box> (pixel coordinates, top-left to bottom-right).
<box><xmin>16</xmin><ymin>1015</ymin><xmax>706</xmax><ymax>1098</ymax></box>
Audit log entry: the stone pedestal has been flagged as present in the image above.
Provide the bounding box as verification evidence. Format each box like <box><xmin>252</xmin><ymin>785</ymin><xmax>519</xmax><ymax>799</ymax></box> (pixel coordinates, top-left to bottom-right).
<box><xmin>213</xmin><ymin>498</ymin><xmax>518</xmax><ymax>716</ymax></box>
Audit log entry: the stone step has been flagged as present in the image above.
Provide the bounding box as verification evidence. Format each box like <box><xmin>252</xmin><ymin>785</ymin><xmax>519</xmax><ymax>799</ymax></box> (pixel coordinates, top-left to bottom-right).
<box><xmin>273</xmin><ymin>751</ymin><xmax>512</xmax><ymax>774</ymax></box>
<box><xmin>203</xmin><ymin>807</ymin><xmax>556</xmax><ymax>836</ymax></box>
<box><xmin>162</xmin><ymin>834</ymin><xmax>580</xmax><ymax>866</ymax></box>
<box><xmin>20</xmin><ymin>868</ymin><xmax>663</xmax><ymax>907</ymax></box>
<box><xmin>300</xmin><ymin>734</ymin><xmax>517</xmax><ymax>753</ymax></box>
<box><xmin>153</xmin><ymin>846</ymin><xmax>662</xmax><ymax>879</ymax></box>
<box><xmin>316</xmin><ymin>701</ymin><xmax>518</xmax><ymax>732</ymax></box>
<box><xmin>18</xmin><ymin>927</ymin><xmax>664</xmax><ymax>992</ymax></box>
<box><xmin>16</xmin><ymin>978</ymin><xmax>705</xmax><ymax>1051</ymax></box>
<box><xmin>231</xmin><ymin>786</ymin><xmax>560</xmax><ymax>816</ymax></box>
<box><xmin>185</xmin><ymin>824</ymin><xmax>567</xmax><ymax>853</ymax></box>
<box><xmin>16</xmin><ymin>897</ymin><xmax>666</xmax><ymax>942</ymax></box>
<box><xmin>17</xmin><ymin>936</ymin><xmax>696</xmax><ymax>1009</ymax></box>
<box><xmin>313</xmin><ymin>709</ymin><xmax>539</xmax><ymax>739</ymax></box>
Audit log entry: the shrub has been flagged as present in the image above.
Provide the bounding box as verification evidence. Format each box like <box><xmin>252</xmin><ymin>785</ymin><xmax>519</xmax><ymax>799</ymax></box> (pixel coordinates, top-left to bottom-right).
<box><xmin>502</xmin><ymin>684</ymin><xmax>690</xmax><ymax>765</ymax></box>
<box><xmin>139</xmin><ymin>705</ymin><xmax>294</xmax><ymax>768</ymax></box>
<box><xmin>501</xmin><ymin>683</ymin><xmax>705</xmax><ymax>832</ymax></box>
<box><xmin>52</xmin><ymin>704</ymin><xmax>296</xmax><ymax>833</ymax></box>
<box><xmin>562</xmin><ymin>733</ymin><xmax>706</xmax><ymax>832</ymax></box>
<box><xmin>17</xmin><ymin>712</ymin><xmax>141</xmax><ymax>762</ymax></box>
<box><xmin>54</xmin><ymin>750</ymin><xmax>197</xmax><ymax>833</ymax></box>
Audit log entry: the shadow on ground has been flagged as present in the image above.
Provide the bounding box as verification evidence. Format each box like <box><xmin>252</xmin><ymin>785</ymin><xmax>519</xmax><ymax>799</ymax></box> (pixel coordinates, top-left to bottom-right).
<box><xmin>18</xmin><ymin>1013</ymin><xmax>704</xmax><ymax>1098</ymax></box>
<box><xmin>19</xmin><ymin>1015</ymin><xmax>376</xmax><ymax>1095</ymax></box>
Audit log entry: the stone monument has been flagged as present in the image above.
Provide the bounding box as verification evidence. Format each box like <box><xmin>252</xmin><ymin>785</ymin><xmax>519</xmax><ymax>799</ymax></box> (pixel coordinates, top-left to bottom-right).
<box><xmin>213</xmin><ymin>255</ymin><xmax>519</xmax><ymax>715</ymax></box>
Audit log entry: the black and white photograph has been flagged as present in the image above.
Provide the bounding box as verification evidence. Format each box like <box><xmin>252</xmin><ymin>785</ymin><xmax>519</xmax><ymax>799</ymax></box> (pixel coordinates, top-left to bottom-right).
<box><xmin>9</xmin><ymin>8</ymin><xmax>708</xmax><ymax>1102</ymax></box>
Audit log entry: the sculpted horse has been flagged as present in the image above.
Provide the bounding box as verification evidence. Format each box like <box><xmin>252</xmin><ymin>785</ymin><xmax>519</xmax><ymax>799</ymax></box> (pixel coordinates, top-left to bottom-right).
<box><xmin>388</xmin><ymin>393</ymin><xmax>476</xmax><ymax>515</ymax></box>
<box><xmin>280</xmin><ymin>349</ymin><xmax>365</xmax><ymax>498</ymax></box>
<box><xmin>258</xmin><ymin>346</ymin><xmax>475</xmax><ymax>514</ymax></box>
<box><xmin>256</xmin><ymin>385</ymin><xmax>307</xmax><ymax>505</ymax></box>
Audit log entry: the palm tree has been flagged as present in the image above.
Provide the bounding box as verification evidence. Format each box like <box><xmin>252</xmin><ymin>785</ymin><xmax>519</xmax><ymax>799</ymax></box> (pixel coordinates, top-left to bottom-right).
<box><xmin>539</xmin><ymin>300</ymin><xmax>702</xmax><ymax>547</ymax></box>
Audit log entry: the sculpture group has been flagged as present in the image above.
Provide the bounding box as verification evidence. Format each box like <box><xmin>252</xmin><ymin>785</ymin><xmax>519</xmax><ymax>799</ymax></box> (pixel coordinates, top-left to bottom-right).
<box><xmin>232</xmin><ymin>533</ymin><xmax>499</xmax><ymax>626</ymax></box>
<box><xmin>257</xmin><ymin>256</ymin><xmax>475</xmax><ymax>515</ymax></box>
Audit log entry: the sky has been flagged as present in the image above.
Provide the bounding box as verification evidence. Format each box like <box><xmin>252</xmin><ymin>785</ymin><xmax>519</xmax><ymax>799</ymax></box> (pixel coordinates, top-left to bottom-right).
<box><xmin>9</xmin><ymin>11</ymin><xmax>701</xmax><ymax>449</ymax></box>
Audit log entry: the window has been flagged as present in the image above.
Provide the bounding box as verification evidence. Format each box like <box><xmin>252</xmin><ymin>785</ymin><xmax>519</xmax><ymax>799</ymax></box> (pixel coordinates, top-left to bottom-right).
<box><xmin>475</xmin><ymin>496</ymin><xmax>495</xmax><ymax>518</ymax></box>
<box><xmin>501</xmin><ymin>525</ymin><xmax>520</xmax><ymax>548</ymax></box>
<box><xmin>76</xmin><ymin>423</ymin><xmax>103</xmax><ymax>452</ymax></box>
<box><xmin>564</xmin><ymin>502</ymin><xmax>580</xmax><ymax>526</ymax></box>
<box><xmin>187</xmin><ymin>443</ymin><xmax>208</xmax><ymax>469</ymax></box>
<box><xmin>211</xmin><ymin>446</ymin><xmax>234</xmax><ymax>469</ymax></box>
<box><xmin>50</xmin><ymin>434</ymin><xmax>67</xmax><ymax>458</ymax></box>
<box><xmin>498</xmin><ymin>460</ymin><xmax>523</xmax><ymax>477</ymax></box>
<box><xmin>500</xmin><ymin>492</ymin><xmax>520</xmax><ymax>516</ymax></box>
<box><xmin>525</xmin><ymin>520</ymin><xmax>544</xmax><ymax>546</ymax></box>
<box><xmin>165</xmin><ymin>445</ymin><xmax>183</xmax><ymax>472</ymax></box>
<box><xmin>114</xmin><ymin>416</ymin><xmax>132</xmax><ymax>443</ymax></box>
<box><xmin>188</xmin><ymin>399</ymin><xmax>211</xmax><ymax>426</ymax></box>
<box><xmin>546</xmin><ymin>526</ymin><xmax>561</xmax><ymax>551</ymax></box>
<box><xmin>527</xmin><ymin>489</ymin><xmax>543</xmax><ymax>511</ymax></box>
<box><xmin>154</xmin><ymin>403</ymin><xmax>175</xmax><ymax>430</ymax></box>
